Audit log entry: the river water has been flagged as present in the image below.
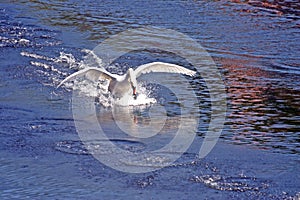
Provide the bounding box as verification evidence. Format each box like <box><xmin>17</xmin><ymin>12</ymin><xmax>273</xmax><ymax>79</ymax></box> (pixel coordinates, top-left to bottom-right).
<box><xmin>0</xmin><ymin>0</ymin><xmax>299</xmax><ymax>199</ymax></box>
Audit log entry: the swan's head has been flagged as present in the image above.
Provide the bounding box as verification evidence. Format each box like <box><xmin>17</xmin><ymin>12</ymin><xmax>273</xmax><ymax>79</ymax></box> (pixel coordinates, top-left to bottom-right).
<box><xmin>128</xmin><ymin>68</ymin><xmax>137</xmax><ymax>99</ymax></box>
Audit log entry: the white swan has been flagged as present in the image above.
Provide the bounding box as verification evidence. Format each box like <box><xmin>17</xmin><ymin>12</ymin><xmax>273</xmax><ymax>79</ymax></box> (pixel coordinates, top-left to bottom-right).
<box><xmin>58</xmin><ymin>62</ymin><xmax>196</xmax><ymax>99</ymax></box>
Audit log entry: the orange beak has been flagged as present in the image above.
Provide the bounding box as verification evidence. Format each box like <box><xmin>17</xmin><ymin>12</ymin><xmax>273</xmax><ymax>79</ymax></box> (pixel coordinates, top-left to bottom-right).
<box><xmin>133</xmin><ymin>87</ymin><xmax>136</xmax><ymax>95</ymax></box>
<box><xmin>133</xmin><ymin>87</ymin><xmax>137</xmax><ymax>99</ymax></box>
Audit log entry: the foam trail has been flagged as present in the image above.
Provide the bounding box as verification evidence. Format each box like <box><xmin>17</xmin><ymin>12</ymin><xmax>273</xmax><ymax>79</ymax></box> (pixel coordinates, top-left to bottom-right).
<box><xmin>21</xmin><ymin>51</ymin><xmax>56</xmax><ymax>61</ymax></box>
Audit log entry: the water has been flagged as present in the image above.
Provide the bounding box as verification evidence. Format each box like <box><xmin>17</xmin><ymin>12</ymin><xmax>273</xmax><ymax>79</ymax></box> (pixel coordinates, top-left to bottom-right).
<box><xmin>0</xmin><ymin>0</ymin><xmax>299</xmax><ymax>199</ymax></box>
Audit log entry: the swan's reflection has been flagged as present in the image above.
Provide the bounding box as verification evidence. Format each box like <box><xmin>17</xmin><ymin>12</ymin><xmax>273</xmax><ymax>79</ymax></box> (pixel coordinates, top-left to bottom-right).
<box><xmin>112</xmin><ymin>103</ymin><xmax>167</xmax><ymax>138</ymax></box>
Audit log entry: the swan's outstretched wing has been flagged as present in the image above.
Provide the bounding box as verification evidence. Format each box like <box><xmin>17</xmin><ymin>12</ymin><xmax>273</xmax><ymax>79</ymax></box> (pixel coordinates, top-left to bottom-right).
<box><xmin>57</xmin><ymin>67</ymin><xmax>118</xmax><ymax>88</ymax></box>
<box><xmin>134</xmin><ymin>62</ymin><xmax>196</xmax><ymax>78</ymax></box>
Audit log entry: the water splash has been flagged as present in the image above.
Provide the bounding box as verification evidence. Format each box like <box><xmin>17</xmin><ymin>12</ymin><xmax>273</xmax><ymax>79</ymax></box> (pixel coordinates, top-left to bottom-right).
<box><xmin>20</xmin><ymin>48</ymin><xmax>157</xmax><ymax>107</ymax></box>
<box><xmin>114</xmin><ymin>92</ymin><xmax>156</xmax><ymax>107</ymax></box>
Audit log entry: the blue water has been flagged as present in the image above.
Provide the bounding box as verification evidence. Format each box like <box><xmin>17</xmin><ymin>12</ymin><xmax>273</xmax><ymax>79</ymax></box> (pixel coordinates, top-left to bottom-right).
<box><xmin>0</xmin><ymin>0</ymin><xmax>299</xmax><ymax>199</ymax></box>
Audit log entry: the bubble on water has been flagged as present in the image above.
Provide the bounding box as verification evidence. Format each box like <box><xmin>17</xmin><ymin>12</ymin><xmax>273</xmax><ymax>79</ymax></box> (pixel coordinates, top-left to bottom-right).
<box><xmin>190</xmin><ymin>174</ymin><xmax>268</xmax><ymax>192</ymax></box>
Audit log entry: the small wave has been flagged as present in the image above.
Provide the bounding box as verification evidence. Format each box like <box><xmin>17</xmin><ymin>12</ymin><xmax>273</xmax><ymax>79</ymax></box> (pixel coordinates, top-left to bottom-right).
<box><xmin>190</xmin><ymin>174</ymin><xmax>268</xmax><ymax>192</ymax></box>
<box><xmin>247</xmin><ymin>0</ymin><xmax>300</xmax><ymax>17</ymax></box>
<box><xmin>269</xmin><ymin>61</ymin><xmax>300</xmax><ymax>75</ymax></box>
<box><xmin>0</xmin><ymin>37</ymin><xmax>31</xmax><ymax>47</ymax></box>
<box><xmin>55</xmin><ymin>139</ymin><xmax>146</xmax><ymax>155</ymax></box>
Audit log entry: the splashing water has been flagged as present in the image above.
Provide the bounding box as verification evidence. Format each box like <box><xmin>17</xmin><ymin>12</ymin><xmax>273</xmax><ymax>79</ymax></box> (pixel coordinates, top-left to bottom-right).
<box><xmin>65</xmin><ymin>52</ymin><xmax>157</xmax><ymax>107</ymax></box>
<box><xmin>114</xmin><ymin>85</ymin><xmax>156</xmax><ymax>107</ymax></box>
<box><xmin>71</xmin><ymin>78</ymin><xmax>156</xmax><ymax>107</ymax></box>
<box><xmin>20</xmin><ymin>49</ymin><xmax>157</xmax><ymax>107</ymax></box>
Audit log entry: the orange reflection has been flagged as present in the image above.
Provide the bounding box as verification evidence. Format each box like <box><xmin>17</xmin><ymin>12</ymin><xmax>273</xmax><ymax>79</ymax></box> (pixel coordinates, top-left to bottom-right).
<box><xmin>220</xmin><ymin>58</ymin><xmax>300</xmax><ymax>153</ymax></box>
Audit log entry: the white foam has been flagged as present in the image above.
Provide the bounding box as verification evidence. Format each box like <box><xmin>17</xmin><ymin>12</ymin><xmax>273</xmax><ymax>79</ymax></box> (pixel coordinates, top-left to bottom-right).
<box><xmin>30</xmin><ymin>61</ymin><xmax>51</xmax><ymax>69</ymax></box>
<box><xmin>19</xmin><ymin>38</ymin><xmax>30</xmax><ymax>45</ymax></box>
<box><xmin>30</xmin><ymin>61</ymin><xmax>67</xmax><ymax>76</ymax></box>
<box><xmin>71</xmin><ymin>79</ymin><xmax>156</xmax><ymax>108</ymax></box>
<box><xmin>55</xmin><ymin>52</ymin><xmax>77</xmax><ymax>68</ymax></box>
<box><xmin>81</xmin><ymin>49</ymin><xmax>103</xmax><ymax>68</ymax></box>
<box><xmin>21</xmin><ymin>51</ymin><xmax>56</xmax><ymax>61</ymax></box>
<box><xmin>114</xmin><ymin>93</ymin><xmax>156</xmax><ymax>107</ymax></box>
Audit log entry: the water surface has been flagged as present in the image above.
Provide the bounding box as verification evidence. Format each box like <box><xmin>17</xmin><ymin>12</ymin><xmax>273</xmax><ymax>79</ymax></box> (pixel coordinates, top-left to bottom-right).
<box><xmin>0</xmin><ymin>0</ymin><xmax>299</xmax><ymax>199</ymax></box>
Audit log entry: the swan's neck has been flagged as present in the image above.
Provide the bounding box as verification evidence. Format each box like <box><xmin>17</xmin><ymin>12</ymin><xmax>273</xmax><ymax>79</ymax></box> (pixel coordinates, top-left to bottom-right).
<box><xmin>128</xmin><ymin>68</ymin><xmax>137</xmax><ymax>87</ymax></box>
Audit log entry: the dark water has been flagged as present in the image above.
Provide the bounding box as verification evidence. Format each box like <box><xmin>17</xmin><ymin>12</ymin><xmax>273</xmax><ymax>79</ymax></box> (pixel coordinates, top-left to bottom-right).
<box><xmin>0</xmin><ymin>0</ymin><xmax>299</xmax><ymax>199</ymax></box>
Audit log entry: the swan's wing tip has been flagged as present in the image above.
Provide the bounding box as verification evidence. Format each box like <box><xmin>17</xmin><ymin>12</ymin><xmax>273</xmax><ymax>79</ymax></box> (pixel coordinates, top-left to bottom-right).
<box><xmin>56</xmin><ymin>76</ymin><xmax>73</xmax><ymax>88</ymax></box>
<box><xmin>57</xmin><ymin>82</ymin><xmax>63</xmax><ymax>88</ymax></box>
<box><xmin>182</xmin><ymin>69</ymin><xmax>196</xmax><ymax>77</ymax></box>
<box><xmin>56</xmin><ymin>67</ymin><xmax>114</xmax><ymax>89</ymax></box>
<box><xmin>189</xmin><ymin>70</ymin><xmax>197</xmax><ymax>77</ymax></box>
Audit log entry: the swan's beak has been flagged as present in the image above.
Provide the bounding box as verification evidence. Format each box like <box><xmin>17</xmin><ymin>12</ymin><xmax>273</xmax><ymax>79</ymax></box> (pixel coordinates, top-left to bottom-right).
<box><xmin>133</xmin><ymin>87</ymin><xmax>137</xmax><ymax>100</ymax></box>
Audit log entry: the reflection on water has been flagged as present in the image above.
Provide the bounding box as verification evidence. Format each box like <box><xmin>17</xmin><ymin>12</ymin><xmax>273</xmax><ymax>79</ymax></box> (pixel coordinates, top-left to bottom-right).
<box><xmin>223</xmin><ymin>59</ymin><xmax>300</xmax><ymax>154</ymax></box>
<box><xmin>241</xmin><ymin>0</ymin><xmax>300</xmax><ymax>17</ymax></box>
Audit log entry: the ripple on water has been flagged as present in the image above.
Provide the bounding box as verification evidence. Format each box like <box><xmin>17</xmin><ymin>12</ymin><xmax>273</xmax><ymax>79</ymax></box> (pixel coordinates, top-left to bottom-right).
<box><xmin>245</xmin><ymin>0</ymin><xmax>300</xmax><ymax>17</ymax></box>
<box><xmin>222</xmin><ymin>59</ymin><xmax>300</xmax><ymax>154</ymax></box>
<box><xmin>0</xmin><ymin>20</ymin><xmax>60</xmax><ymax>48</ymax></box>
<box><xmin>55</xmin><ymin>139</ymin><xmax>146</xmax><ymax>155</ymax></box>
<box><xmin>55</xmin><ymin>139</ymin><xmax>202</xmax><ymax>169</ymax></box>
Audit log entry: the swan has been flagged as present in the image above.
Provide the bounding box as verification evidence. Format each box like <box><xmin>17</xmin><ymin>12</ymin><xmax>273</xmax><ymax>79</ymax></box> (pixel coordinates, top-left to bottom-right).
<box><xmin>58</xmin><ymin>62</ymin><xmax>196</xmax><ymax>99</ymax></box>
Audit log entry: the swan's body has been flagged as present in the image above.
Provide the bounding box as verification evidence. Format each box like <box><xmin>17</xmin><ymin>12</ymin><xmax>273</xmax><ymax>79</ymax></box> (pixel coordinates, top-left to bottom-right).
<box><xmin>58</xmin><ymin>62</ymin><xmax>196</xmax><ymax>99</ymax></box>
